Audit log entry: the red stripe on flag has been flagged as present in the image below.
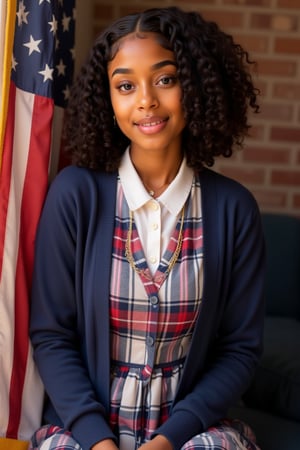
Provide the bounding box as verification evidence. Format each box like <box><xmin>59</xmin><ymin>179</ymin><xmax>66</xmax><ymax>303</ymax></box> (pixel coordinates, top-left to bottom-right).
<box><xmin>6</xmin><ymin>93</ymin><xmax>53</xmax><ymax>438</ymax></box>
<box><xmin>0</xmin><ymin>83</ymin><xmax>16</xmax><ymax>279</ymax></box>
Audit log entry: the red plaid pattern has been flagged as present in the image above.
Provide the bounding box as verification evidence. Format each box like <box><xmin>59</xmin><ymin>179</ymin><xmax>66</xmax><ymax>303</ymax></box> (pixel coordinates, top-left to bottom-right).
<box><xmin>110</xmin><ymin>178</ymin><xmax>203</xmax><ymax>447</ymax></box>
<box><xmin>29</xmin><ymin>425</ymin><xmax>81</xmax><ymax>449</ymax></box>
<box><xmin>28</xmin><ymin>420</ymin><xmax>260</xmax><ymax>450</ymax></box>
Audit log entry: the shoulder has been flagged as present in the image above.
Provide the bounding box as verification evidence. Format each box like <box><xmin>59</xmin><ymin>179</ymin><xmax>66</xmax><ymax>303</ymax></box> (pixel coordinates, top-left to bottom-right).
<box><xmin>48</xmin><ymin>166</ymin><xmax>117</xmax><ymax>201</ymax></box>
<box><xmin>43</xmin><ymin>166</ymin><xmax>118</xmax><ymax>220</ymax></box>
<box><xmin>51</xmin><ymin>165</ymin><xmax>116</xmax><ymax>190</ymax></box>
<box><xmin>199</xmin><ymin>167</ymin><xmax>258</xmax><ymax>210</ymax></box>
<box><xmin>199</xmin><ymin>168</ymin><xmax>262</xmax><ymax>235</ymax></box>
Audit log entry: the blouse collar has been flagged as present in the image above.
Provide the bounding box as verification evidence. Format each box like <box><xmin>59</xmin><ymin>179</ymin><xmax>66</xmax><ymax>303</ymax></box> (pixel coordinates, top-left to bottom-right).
<box><xmin>119</xmin><ymin>147</ymin><xmax>194</xmax><ymax>216</ymax></box>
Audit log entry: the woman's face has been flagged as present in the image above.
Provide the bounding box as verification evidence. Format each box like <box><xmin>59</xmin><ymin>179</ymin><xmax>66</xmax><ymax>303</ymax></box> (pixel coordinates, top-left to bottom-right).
<box><xmin>107</xmin><ymin>32</ymin><xmax>186</xmax><ymax>156</ymax></box>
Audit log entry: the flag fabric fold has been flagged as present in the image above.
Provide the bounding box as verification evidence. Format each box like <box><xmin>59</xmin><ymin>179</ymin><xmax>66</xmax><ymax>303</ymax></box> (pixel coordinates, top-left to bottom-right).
<box><xmin>0</xmin><ymin>0</ymin><xmax>76</xmax><ymax>442</ymax></box>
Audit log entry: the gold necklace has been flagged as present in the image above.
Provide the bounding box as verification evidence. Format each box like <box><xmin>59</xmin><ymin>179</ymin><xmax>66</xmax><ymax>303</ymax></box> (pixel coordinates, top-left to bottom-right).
<box><xmin>125</xmin><ymin>206</ymin><xmax>185</xmax><ymax>277</ymax></box>
<box><xmin>144</xmin><ymin>182</ymin><xmax>170</xmax><ymax>198</ymax></box>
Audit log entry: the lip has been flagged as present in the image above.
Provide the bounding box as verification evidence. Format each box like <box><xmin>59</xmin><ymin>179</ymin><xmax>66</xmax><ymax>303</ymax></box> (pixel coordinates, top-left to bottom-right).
<box><xmin>134</xmin><ymin>116</ymin><xmax>168</xmax><ymax>135</ymax></box>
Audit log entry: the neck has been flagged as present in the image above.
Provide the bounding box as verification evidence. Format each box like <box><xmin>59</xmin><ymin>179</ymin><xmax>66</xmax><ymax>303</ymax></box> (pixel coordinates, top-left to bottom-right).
<box><xmin>130</xmin><ymin>147</ymin><xmax>183</xmax><ymax>197</ymax></box>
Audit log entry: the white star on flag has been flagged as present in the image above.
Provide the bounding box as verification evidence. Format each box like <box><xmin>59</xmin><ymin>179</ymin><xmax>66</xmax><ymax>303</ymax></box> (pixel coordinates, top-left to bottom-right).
<box><xmin>70</xmin><ymin>47</ymin><xmax>75</xmax><ymax>60</ymax></box>
<box><xmin>48</xmin><ymin>15</ymin><xmax>58</xmax><ymax>34</ymax></box>
<box><xmin>23</xmin><ymin>35</ymin><xmax>42</xmax><ymax>55</ymax></box>
<box><xmin>12</xmin><ymin>55</ymin><xmax>18</xmax><ymax>71</ymax></box>
<box><xmin>62</xmin><ymin>13</ymin><xmax>71</xmax><ymax>31</ymax></box>
<box><xmin>16</xmin><ymin>1</ymin><xmax>29</xmax><ymax>26</ymax></box>
<box><xmin>56</xmin><ymin>59</ymin><xmax>66</xmax><ymax>76</ymax></box>
<box><xmin>38</xmin><ymin>63</ymin><xmax>54</xmax><ymax>82</ymax></box>
<box><xmin>63</xmin><ymin>85</ymin><xmax>71</xmax><ymax>100</ymax></box>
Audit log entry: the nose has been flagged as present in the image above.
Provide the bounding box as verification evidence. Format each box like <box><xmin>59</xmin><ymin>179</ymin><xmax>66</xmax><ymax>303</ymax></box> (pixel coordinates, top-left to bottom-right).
<box><xmin>137</xmin><ymin>85</ymin><xmax>158</xmax><ymax>111</ymax></box>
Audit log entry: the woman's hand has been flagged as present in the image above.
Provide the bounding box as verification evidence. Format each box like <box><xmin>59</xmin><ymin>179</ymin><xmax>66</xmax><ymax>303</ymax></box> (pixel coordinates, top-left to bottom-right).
<box><xmin>91</xmin><ymin>438</ymin><xmax>119</xmax><ymax>450</ymax></box>
<box><xmin>91</xmin><ymin>434</ymin><xmax>172</xmax><ymax>450</ymax></box>
<box><xmin>138</xmin><ymin>435</ymin><xmax>173</xmax><ymax>450</ymax></box>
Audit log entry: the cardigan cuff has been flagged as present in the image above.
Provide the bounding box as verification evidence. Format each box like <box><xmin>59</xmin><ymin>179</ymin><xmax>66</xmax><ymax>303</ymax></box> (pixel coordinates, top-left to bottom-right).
<box><xmin>71</xmin><ymin>412</ymin><xmax>117</xmax><ymax>450</ymax></box>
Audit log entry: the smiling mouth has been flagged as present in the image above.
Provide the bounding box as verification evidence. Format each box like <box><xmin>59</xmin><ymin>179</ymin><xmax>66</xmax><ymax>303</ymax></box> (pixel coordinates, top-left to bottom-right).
<box><xmin>134</xmin><ymin>117</ymin><xmax>168</xmax><ymax>127</ymax></box>
<box><xmin>133</xmin><ymin>117</ymin><xmax>169</xmax><ymax>135</ymax></box>
<box><xmin>140</xmin><ymin>119</ymin><xmax>164</xmax><ymax>127</ymax></box>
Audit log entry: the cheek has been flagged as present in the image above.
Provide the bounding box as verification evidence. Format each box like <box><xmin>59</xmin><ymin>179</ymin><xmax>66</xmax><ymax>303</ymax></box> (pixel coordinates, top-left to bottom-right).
<box><xmin>111</xmin><ymin>95</ymin><xmax>133</xmax><ymax>119</ymax></box>
<box><xmin>166</xmin><ymin>89</ymin><xmax>183</xmax><ymax>112</ymax></box>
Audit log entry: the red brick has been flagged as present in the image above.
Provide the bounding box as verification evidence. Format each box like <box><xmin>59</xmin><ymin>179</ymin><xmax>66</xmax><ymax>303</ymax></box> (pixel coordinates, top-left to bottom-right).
<box><xmin>260</xmin><ymin>103</ymin><xmax>293</xmax><ymax>122</ymax></box>
<box><xmin>293</xmin><ymin>194</ymin><xmax>300</xmax><ymax>208</ymax></box>
<box><xmin>251</xmin><ymin>14</ymin><xmax>271</xmax><ymax>29</ymax></box>
<box><xmin>232</xmin><ymin>33</ymin><xmax>269</xmax><ymax>53</ymax></box>
<box><xmin>200</xmin><ymin>10</ymin><xmax>244</xmax><ymax>28</ymax></box>
<box><xmin>270</xmin><ymin>127</ymin><xmax>300</xmax><ymax>143</ymax></box>
<box><xmin>256</xmin><ymin>58</ymin><xmax>296</xmax><ymax>77</ymax></box>
<box><xmin>273</xmin><ymin>83</ymin><xmax>300</xmax><ymax>101</ymax></box>
<box><xmin>275</xmin><ymin>38</ymin><xmax>300</xmax><ymax>55</ymax></box>
<box><xmin>271</xmin><ymin>15</ymin><xmax>298</xmax><ymax>31</ymax></box>
<box><xmin>252</xmin><ymin>189</ymin><xmax>287</xmax><ymax>208</ymax></box>
<box><xmin>217</xmin><ymin>166</ymin><xmax>265</xmax><ymax>184</ymax></box>
<box><xmin>243</xmin><ymin>146</ymin><xmax>291</xmax><ymax>164</ymax></box>
<box><xmin>271</xmin><ymin>170</ymin><xmax>300</xmax><ymax>186</ymax></box>
<box><xmin>248</xmin><ymin>125</ymin><xmax>265</xmax><ymax>140</ymax></box>
<box><xmin>277</xmin><ymin>0</ymin><xmax>300</xmax><ymax>7</ymax></box>
<box><xmin>224</xmin><ymin>0</ymin><xmax>271</xmax><ymax>5</ymax></box>
<box><xmin>251</xmin><ymin>14</ymin><xmax>297</xmax><ymax>31</ymax></box>
<box><xmin>255</xmin><ymin>81</ymin><xmax>268</xmax><ymax>97</ymax></box>
<box><xmin>176</xmin><ymin>0</ymin><xmax>216</xmax><ymax>3</ymax></box>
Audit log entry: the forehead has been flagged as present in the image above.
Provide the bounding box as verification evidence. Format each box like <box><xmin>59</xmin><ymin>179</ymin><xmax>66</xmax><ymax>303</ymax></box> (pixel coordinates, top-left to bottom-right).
<box><xmin>108</xmin><ymin>32</ymin><xmax>175</xmax><ymax>69</ymax></box>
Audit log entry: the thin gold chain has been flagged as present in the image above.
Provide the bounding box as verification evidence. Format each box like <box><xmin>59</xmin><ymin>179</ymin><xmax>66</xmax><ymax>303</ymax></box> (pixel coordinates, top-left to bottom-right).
<box><xmin>125</xmin><ymin>205</ymin><xmax>185</xmax><ymax>277</ymax></box>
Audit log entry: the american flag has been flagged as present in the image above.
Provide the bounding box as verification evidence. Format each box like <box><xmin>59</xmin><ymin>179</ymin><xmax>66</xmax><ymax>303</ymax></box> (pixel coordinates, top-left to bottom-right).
<box><xmin>0</xmin><ymin>0</ymin><xmax>76</xmax><ymax>443</ymax></box>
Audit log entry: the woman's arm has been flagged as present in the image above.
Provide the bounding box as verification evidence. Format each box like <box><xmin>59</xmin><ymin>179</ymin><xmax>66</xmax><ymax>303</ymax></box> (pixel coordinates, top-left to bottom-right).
<box><xmin>30</xmin><ymin>168</ymin><xmax>116</xmax><ymax>450</ymax></box>
<box><xmin>154</xmin><ymin>178</ymin><xmax>266</xmax><ymax>450</ymax></box>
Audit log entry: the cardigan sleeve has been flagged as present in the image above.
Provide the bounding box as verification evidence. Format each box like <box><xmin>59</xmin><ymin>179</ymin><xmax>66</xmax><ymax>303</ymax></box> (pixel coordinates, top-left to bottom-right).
<box><xmin>30</xmin><ymin>167</ymin><xmax>116</xmax><ymax>450</ymax></box>
<box><xmin>154</xmin><ymin>170</ymin><xmax>266</xmax><ymax>449</ymax></box>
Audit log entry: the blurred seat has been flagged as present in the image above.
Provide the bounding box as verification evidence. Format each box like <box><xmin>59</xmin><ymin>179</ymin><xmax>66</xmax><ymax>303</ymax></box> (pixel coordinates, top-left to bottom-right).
<box><xmin>230</xmin><ymin>213</ymin><xmax>300</xmax><ymax>450</ymax></box>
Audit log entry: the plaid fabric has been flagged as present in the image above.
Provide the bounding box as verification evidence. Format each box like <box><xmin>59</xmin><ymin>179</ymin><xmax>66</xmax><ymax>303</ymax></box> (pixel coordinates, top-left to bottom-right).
<box><xmin>182</xmin><ymin>420</ymin><xmax>260</xmax><ymax>450</ymax></box>
<box><xmin>109</xmin><ymin>178</ymin><xmax>205</xmax><ymax>448</ymax></box>
<box><xmin>110</xmin><ymin>178</ymin><xmax>203</xmax><ymax>370</ymax></box>
<box><xmin>28</xmin><ymin>420</ymin><xmax>260</xmax><ymax>450</ymax></box>
<box><xmin>28</xmin><ymin>425</ymin><xmax>81</xmax><ymax>450</ymax></box>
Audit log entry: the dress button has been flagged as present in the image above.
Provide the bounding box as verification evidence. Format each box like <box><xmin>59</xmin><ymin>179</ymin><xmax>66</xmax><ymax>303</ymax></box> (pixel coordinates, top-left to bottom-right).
<box><xmin>150</xmin><ymin>295</ymin><xmax>159</xmax><ymax>306</ymax></box>
<box><xmin>149</xmin><ymin>256</ymin><xmax>157</xmax><ymax>264</ymax></box>
<box><xmin>152</xmin><ymin>223</ymin><xmax>158</xmax><ymax>231</ymax></box>
<box><xmin>150</xmin><ymin>200</ymin><xmax>159</xmax><ymax>211</ymax></box>
<box><xmin>146</xmin><ymin>336</ymin><xmax>154</xmax><ymax>346</ymax></box>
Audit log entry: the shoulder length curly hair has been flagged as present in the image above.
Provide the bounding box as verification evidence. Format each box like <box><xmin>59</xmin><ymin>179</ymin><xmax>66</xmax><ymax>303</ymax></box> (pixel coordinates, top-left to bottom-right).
<box><xmin>63</xmin><ymin>6</ymin><xmax>259</xmax><ymax>172</ymax></box>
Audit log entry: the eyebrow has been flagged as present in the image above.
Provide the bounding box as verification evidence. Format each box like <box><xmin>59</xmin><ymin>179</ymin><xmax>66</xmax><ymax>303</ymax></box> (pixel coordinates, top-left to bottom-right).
<box><xmin>111</xmin><ymin>59</ymin><xmax>177</xmax><ymax>77</ymax></box>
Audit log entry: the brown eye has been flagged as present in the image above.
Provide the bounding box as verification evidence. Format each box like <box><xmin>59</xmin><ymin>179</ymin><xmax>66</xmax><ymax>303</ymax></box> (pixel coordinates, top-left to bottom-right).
<box><xmin>118</xmin><ymin>82</ymin><xmax>133</xmax><ymax>92</ymax></box>
<box><xmin>158</xmin><ymin>75</ymin><xmax>177</xmax><ymax>86</ymax></box>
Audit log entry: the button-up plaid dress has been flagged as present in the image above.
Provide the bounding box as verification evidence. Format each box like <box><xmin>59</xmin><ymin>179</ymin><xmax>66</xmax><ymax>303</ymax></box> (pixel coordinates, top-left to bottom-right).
<box><xmin>109</xmin><ymin>178</ymin><xmax>260</xmax><ymax>450</ymax></box>
<box><xmin>29</xmin><ymin>177</ymin><xmax>260</xmax><ymax>450</ymax></box>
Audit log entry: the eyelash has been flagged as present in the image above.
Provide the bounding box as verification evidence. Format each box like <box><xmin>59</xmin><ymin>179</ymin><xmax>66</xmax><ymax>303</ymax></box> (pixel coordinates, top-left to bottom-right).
<box><xmin>116</xmin><ymin>75</ymin><xmax>177</xmax><ymax>92</ymax></box>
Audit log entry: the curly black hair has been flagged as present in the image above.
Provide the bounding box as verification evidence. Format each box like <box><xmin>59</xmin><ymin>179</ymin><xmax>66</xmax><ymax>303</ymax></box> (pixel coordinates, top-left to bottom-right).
<box><xmin>63</xmin><ymin>6</ymin><xmax>259</xmax><ymax>172</ymax></box>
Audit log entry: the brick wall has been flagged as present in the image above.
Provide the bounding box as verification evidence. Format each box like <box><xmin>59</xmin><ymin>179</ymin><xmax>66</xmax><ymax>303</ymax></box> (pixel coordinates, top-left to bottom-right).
<box><xmin>92</xmin><ymin>0</ymin><xmax>300</xmax><ymax>216</ymax></box>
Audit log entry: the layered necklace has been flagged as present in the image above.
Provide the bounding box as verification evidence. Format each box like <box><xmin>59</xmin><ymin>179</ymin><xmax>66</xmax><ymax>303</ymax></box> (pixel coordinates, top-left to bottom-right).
<box><xmin>125</xmin><ymin>205</ymin><xmax>185</xmax><ymax>278</ymax></box>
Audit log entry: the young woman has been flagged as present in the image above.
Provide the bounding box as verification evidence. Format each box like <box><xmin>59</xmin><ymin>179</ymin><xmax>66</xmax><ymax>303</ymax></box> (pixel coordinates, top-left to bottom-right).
<box><xmin>29</xmin><ymin>6</ymin><xmax>265</xmax><ymax>450</ymax></box>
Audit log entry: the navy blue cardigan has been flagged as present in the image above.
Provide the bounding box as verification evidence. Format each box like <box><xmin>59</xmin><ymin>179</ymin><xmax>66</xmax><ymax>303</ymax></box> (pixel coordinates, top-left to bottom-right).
<box><xmin>30</xmin><ymin>166</ymin><xmax>266</xmax><ymax>450</ymax></box>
